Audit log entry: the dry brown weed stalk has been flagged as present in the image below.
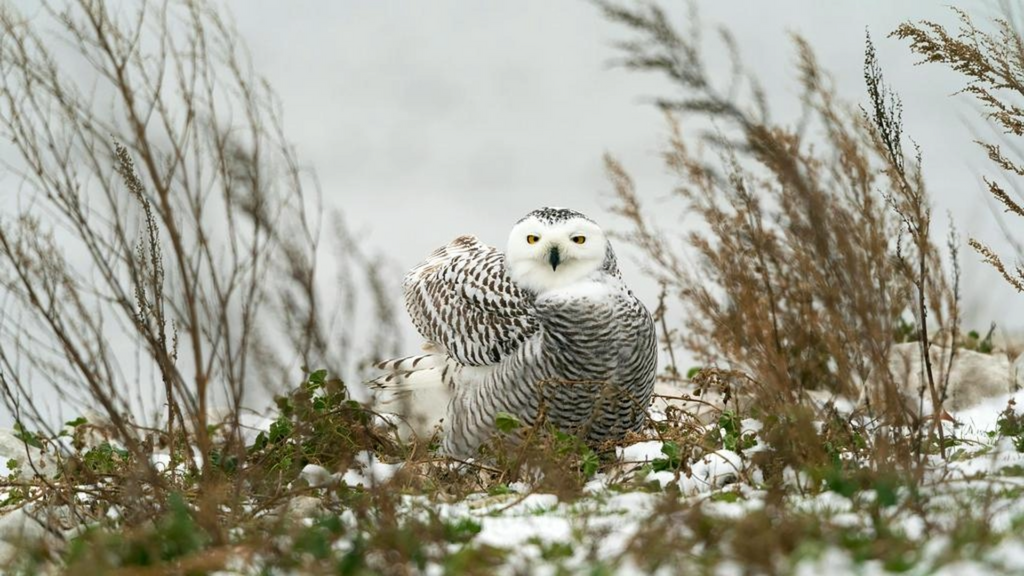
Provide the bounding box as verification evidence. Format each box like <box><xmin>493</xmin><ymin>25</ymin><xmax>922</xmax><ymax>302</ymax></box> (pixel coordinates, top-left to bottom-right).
<box><xmin>598</xmin><ymin>1</ymin><xmax>958</xmax><ymax>471</ymax></box>
<box><xmin>0</xmin><ymin>0</ymin><xmax>396</xmax><ymax>544</ymax></box>
<box><xmin>895</xmin><ymin>8</ymin><xmax>1024</xmax><ymax>295</ymax></box>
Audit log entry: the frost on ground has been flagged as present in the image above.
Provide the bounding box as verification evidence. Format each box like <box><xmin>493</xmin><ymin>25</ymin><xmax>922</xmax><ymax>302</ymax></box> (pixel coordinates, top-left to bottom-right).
<box><xmin>3</xmin><ymin>379</ymin><xmax>1024</xmax><ymax>574</ymax></box>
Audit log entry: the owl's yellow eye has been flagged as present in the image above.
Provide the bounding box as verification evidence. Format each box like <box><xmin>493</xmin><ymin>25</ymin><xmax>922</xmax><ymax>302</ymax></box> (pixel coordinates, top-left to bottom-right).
<box><xmin>526</xmin><ymin>235</ymin><xmax>540</xmax><ymax>244</ymax></box>
<box><xmin>571</xmin><ymin>235</ymin><xmax>586</xmax><ymax>245</ymax></box>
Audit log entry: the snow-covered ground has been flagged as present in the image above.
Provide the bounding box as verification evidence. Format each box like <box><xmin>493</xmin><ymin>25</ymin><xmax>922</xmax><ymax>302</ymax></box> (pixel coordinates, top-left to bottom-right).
<box><xmin>366</xmin><ymin>388</ymin><xmax>1024</xmax><ymax>575</ymax></box>
<box><xmin>2</xmin><ymin>385</ymin><xmax>1024</xmax><ymax>573</ymax></box>
<box><xmin>267</xmin><ymin>388</ymin><xmax>1024</xmax><ymax>573</ymax></box>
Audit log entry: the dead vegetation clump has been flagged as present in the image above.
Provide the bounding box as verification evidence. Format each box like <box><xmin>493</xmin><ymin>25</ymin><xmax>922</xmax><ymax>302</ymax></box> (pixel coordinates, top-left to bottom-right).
<box><xmin>585</xmin><ymin>3</ymin><xmax>1024</xmax><ymax>571</ymax></box>
<box><xmin>598</xmin><ymin>1</ymin><xmax>960</xmax><ymax>468</ymax></box>
<box><xmin>0</xmin><ymin>0</ymin><xmax>399</xmax><ymax>571</ymax></box>
<box><xmin>894</xmin><ymin>9</ymin><xmax>1024</xmax><ymax>295</ymax></box>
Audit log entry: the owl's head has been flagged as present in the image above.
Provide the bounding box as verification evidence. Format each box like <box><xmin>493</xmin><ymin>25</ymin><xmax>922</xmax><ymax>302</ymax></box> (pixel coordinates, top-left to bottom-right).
<box><xmin>506</xmin><ymin>207</ymin><xmax>613</xmax><ymax>294</ymax></box>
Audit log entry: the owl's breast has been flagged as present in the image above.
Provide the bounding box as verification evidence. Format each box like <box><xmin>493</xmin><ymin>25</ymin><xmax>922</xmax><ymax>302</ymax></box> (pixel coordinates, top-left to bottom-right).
<box><xmin>532</xmin><ymin>280</ymin><xmax>648</xmax><ymax>381</ymax></box>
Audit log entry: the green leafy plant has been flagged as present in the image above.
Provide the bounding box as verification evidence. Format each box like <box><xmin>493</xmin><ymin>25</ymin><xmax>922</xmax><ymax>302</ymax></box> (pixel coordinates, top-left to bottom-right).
<box><xmin>81</xmin><ymin>443</ymin><xmax>132</xmax><ymax>475</ymax></box>
<box><xmin>650</xmin><ymin>441</ymin><xmax>684</xmax><ymax>473</ymax></box>
<box><xmin>444</xmin><ymin>518</ymin><xmax>483</xmax><ymax>544</ymax></box>
<box><xmin>962</xmin><ymin>325</ymin><xmax>996</xmax><ymax>354</ymax></box>
<box><xmin>293</xmin><ymin>516</ymin><xmax>347</xmax><ymax>561</ymax></box>
<box><xmin>495</xmin><ymin>412</ymin><xmax>523</xmax><ymax>434</ymax></box>
<box><xmin>712</xmin><ymin>411</ymin><xmax>757</xmax><ymax>453</ymax></box>
<box><xmin>65</xmin><ymin>493</ymin><xmax>210</xmax><ymax>571</ymax></box>
<box><xmin>996</xmin><ymin>400</ymin><xmax>1024</xmax><ymax>452</ymax></box>
<box><xmin>12</xmin><ymin>422</ymin><xmax>43</xmax><ymax>450</ymax></box>
<box><xmin>245</xmin><ymin>368</ymin><xmax>399</xmax><ymax>492</ymax></box>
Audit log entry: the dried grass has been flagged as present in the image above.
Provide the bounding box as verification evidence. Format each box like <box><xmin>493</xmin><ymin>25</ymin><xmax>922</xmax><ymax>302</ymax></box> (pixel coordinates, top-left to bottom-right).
<box><xmin>0</xmin><ymin>1</ymin><xmax>1020</xmax><ymax>574</ymax></box>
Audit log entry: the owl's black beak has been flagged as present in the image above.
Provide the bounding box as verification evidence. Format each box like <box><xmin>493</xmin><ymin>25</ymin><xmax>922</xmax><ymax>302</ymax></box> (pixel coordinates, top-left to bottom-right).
<box><xmin>548</xmin><ymin>246</ymin><xmax>561</xmax><ymax>271</ymax></box>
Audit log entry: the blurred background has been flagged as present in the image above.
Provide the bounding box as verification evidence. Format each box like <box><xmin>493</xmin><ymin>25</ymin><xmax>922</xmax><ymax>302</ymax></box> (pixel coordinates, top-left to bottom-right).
<box><xmin>2</xmin><ymin>1</ymin><xmax>1021</xmax><ymax>426</ymax></box>
<box><xmin>230</xmin><ymin>0</ymin><xmax>1022</xmax><ymax>345</ymax></box>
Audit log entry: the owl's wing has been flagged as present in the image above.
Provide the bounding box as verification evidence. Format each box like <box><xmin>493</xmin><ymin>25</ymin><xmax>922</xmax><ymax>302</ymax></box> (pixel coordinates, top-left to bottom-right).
<box><xmin>403</xmin><ymin>235</ymin><xmax>537</xmax><ymax>366</ymax></box>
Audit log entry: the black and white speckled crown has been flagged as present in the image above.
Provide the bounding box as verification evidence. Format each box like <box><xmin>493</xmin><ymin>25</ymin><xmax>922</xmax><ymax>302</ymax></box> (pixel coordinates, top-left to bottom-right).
<box><xmin>518</xmin><ymin>207</ymin><xmax>594</xmax><ymax>225</ymax></box>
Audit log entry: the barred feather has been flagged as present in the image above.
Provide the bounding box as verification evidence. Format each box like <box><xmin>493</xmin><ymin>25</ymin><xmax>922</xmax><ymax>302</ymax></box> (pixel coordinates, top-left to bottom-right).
<box><xmin>373</xmin><ymin>209</ymin><xmax>657</xmax><ymax>456</ymax></box>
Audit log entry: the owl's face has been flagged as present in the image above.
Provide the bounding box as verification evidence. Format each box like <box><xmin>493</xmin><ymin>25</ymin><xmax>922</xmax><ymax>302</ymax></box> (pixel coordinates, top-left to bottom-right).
<box><xmin>506</xmin><ymin>208</ymin><xmax>608</xmax><ymax>294</ymax></box>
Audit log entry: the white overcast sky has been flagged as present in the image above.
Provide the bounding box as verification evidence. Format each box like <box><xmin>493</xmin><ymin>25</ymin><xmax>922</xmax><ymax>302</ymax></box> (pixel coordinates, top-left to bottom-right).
<box><xmin>228</xmin><ymin>1</ymin><xmax>1023</xmax><ymax>338</ymax></box>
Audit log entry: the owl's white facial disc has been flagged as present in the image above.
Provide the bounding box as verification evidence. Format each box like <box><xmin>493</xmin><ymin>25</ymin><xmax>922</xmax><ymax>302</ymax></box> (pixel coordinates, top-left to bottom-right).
<box><xmin>506</xmin><ymin>209</ymin><xmax>608</xmax><ymax>294</ymax></box>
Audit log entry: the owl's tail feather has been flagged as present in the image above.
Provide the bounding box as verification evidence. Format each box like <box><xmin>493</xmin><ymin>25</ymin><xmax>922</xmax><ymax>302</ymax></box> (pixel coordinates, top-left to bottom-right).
<box><xmin>372</xmin><ymin>353</ymin><xmax>443</xmax><ymax>376</ymax></box>
<box><xmin>368</xmin><ymin>351</ymin><xmax>450</xmax><ymax>441</ymax></box>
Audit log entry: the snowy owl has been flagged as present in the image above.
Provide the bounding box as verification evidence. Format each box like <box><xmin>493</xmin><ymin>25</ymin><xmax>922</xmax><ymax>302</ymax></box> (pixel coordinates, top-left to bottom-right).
<box><xmin>373</xmin><ymin>207</ymin><xmax>657</xmax><ymax>457</ymax></box>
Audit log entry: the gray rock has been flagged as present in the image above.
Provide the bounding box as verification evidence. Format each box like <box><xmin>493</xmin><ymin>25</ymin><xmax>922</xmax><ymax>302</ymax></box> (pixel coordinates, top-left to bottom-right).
<box><xmin>862</xmin><ymin>343</ymin><xmax>1014</xmax><ymax>416</ymax></box>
